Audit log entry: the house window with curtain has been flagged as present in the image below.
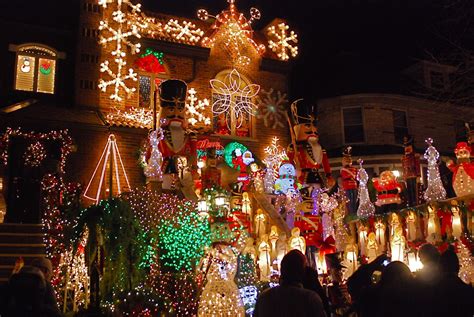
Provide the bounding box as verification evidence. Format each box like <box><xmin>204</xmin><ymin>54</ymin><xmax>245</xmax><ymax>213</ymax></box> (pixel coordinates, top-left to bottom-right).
<box><xmin>393</xmin><ymin>110</ymin><xmax>408</xmax><ymax>144</ymax></box>
<box><xmin>342</xmin><ymin>107</ymin><xmax>365</xmax><ymax>143</ymax></box>
<box><xmin>135</xmin><ymin>50</ymin><xmax>168</xmax><ymax>108</ymax></box>
<box><xmin>14</xmin><ymin>44</ymin><xmax>58</xmax><ymax>94</ymax></box>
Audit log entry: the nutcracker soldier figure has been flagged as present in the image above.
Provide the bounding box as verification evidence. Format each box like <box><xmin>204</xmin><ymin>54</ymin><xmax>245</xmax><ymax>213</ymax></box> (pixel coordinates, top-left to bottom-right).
<box><xmin>158</xmin><ymin>80</ymin><xmax>197</xmax><ymax>191</ymax></box>
<box><xmin>447</xmin><ymin>142</ymin><xmax>474</xmax><ymax>197</ymax></box>
<box><xmin>401</xmin><ymin>136</ymin><xmax>421</xmax><ymax>207</ymax></box>
<box><xmin>340</xmin><ymin>146</ymin><xmax>358</xmax><ymax>215</ymax></box>
<box><xmin>287</xmin><ymin>99</ymin><xmax>334</xmax><ymax>189</ymax></box>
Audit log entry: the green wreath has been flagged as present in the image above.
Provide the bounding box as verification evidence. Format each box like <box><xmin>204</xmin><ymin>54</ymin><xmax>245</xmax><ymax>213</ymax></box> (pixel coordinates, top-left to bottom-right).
<box><xmin>224</xmin><ymin>142</ymin><xmax>248</xmax><ymax>169</ymax></box>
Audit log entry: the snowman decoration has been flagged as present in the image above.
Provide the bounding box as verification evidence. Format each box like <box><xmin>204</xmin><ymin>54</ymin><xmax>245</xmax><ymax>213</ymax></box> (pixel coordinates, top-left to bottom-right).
<box><xmin>274</xmin><ymin>162</ymin><xmax>297</xmax><ymax>194</ymax></box>
<box><xmin>21</xmin><ymin>57</ymin><xmax>31</xmax><ymax>73</ymax></box>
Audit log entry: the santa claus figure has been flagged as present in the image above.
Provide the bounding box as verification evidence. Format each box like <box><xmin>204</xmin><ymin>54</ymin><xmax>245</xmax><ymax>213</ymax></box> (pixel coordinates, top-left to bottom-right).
<box><xmin>373</xmin><ymin>171</ymin><xmax>402</xmax><ymax>214</ymax></box>
<box><xmin>340</xmin><ymin>146</ymin><xmax>358</xmax><ymax>215</ymax></box>
<box><xmin>158</xmin><ymin>79</ymin><xmax>197</xmax><ymax>191</ymax></box>
<box><xmin>401</xmin><ymin>136</ymin><xmax>421</xmax><ymax>207</ymax></box>
<box><xmin>287</xmin><ymin>99</ymin><xmax>334</xmax><ymax>189</ymax></box>
<box><xmin>447</xmin><ymin>142</ymin><xmax>474</xmax><ymax>198</ymax></box>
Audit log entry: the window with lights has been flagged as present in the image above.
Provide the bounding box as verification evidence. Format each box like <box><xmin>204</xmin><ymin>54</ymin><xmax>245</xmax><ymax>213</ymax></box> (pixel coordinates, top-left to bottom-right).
<box><xmin>14</xmin><ymin>44</ymin><xmax>58</xmax><ymax>94</ymax></box>
<box><xmin>134</xmin><ymin>50</ymin><xmax>168</xmax><ymax>108</ymax></box>
<box><xmin>212</xmin><ymin>70</ymin><xmax>256</xmax><ymax>138</ymax></box>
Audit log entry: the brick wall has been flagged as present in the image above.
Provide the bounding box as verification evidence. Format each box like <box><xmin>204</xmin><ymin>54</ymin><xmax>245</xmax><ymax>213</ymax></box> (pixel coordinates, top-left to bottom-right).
<box><xmin>318</xmin><ymin>94</ymin><xmax>474</xmax><ymax>155</ymax></box>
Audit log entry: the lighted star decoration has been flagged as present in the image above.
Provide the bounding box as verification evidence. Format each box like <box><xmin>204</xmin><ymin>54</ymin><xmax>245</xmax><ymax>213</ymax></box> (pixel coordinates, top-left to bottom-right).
<box><xmin>256</xmin><ymin>88</ymin><xmax>288</xmax><ymax>129</ymax></box>
<box><xmin>98</xmin><ymin>0</ymin><xmax>147</xmax><ymax>102</ymax></box>
<box><xmin>186</xmin><ymin>88</ymin><xmax>211</xmax><ymax>126</ymax></box>
<box><xmin>164</xmin><ymin>19</ymin><xmax>204</xmax><ymax>44</ymax></box>
<box><xmin>210</xmin><ymin>69</ymin><xmax>260</xmax><ymax>128</ymax></box>
<box><xmin>198</xmin><ymin>0</ymin><xmax>265</xmax><ymax>67</ymax></box>
<box><xmin>267</xmin><ymin>22</ymin><xmax>298</xmax><ymax>61</ymax></box>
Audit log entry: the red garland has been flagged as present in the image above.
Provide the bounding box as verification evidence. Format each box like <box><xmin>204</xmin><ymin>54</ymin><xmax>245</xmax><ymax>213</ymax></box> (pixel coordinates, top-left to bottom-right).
<box><xmin>134</xmin><ymin>54</ymin><xmax>166</xmax><ymax>74</ymax></box>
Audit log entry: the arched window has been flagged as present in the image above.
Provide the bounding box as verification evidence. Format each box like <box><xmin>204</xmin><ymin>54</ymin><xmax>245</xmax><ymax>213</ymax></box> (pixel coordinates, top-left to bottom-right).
<box><xmin>135</xmin><ymin>49</ymin><xmax>169</xmax><ymax>108</ymax></box>
<box><xmin>212</xmin><ymin>69</ymin><xmax>257</xmax><ymax>138</ymax></box>
<box><xmin>14</xmin><ymin>44</ymin><xmax>58</xmax><ymax>94</ymax></box>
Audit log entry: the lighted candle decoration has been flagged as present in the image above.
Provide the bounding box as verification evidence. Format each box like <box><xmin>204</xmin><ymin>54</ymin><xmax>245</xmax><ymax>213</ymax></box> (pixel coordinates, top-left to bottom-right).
<box><xmin>407</xmin><ymin>252</ymin><xmax>423</xmax><ymax>272</ymax></box>
<box><xmin>426</xmin><ymin>204</ymin><xmax>441</xmax><ymax>243</ymax></box>
<box><xmin>358</xmin><ymin>225</ymin><xmax>368</xmax><ymax>257</ymax></box>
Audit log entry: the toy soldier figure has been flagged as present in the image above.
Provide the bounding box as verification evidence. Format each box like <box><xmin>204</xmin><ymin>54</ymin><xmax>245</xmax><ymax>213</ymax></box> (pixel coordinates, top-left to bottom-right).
<box><xmin>287</xmin><ymin>99</ymin><xmax>334</xmax><ymax>189</ymax></box>
<box><xmin>401</xmin><ymin>135</ymin><xmax>420</xmax><ymax>207</ymax></box>
<box><xmin>157</xmin><ymin>79</ymin><xmax>197</xmax><ymax>192</ymax></box>
<box><xmin>340</xmin><ymin>146</ymin><xmax>358</xmax><ymax>215</ymax></box>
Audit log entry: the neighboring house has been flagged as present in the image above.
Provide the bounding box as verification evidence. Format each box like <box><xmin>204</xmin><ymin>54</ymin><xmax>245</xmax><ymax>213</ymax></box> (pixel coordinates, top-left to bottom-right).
<box><xmin>317</xmin><ymin>93</ymin><xmax>474</xmax><ymax>183</ymax></box>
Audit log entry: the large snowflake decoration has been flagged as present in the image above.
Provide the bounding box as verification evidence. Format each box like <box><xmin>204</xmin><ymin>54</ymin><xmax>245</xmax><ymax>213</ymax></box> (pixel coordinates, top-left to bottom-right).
<box><xmin>267</xmin><ymin>22</ymin><xmax>298</xmax><ymax>61</ymax></box>
<box><xmin>186</xmin><ymin>88</ymin><xmax>211</xmax><ymax>126</ymax></box>
<box><xmin>98</xmin><ymin>0</ymin><xmax>147</xmax><ymax>102</ymax></box>
<box><xmin>210</xmin><ymin>69</ymin><xmax>260</xmax><ymax>128</ymax></box>
<box><xmin>256</xmin><ymin>88</ymin><xmax>288</xmax><ymax>129</ymax></box>
<box><xmin>264</xmin><ymin>137</ymin><xmax>287</xmax><ymax>169</ymax></box>
<box><xmin>164</xmin><ymin>19</ymin><xmax>204</xmax><ymax>44</ymax></box>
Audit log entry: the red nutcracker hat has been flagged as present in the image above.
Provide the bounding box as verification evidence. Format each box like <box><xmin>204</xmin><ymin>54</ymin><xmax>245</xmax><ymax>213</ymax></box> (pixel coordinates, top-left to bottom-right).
<box><xmin>455</xmin><ymin>142</ymin><xmax>471</xmax><ymax>154</ymax></box>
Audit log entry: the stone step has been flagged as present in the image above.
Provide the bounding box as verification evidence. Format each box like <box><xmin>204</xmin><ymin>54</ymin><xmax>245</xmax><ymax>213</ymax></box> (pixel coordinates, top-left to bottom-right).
<box><xmin>0</xmin><ymin>243</ymin><xmax>46</xmax><ymax>254</ymax></box>
<box><xmin>0</xmin><ymin>223</ymin><xmax>44</xmax><ymax>234</ymax></box>
<box><xmin>0</xmin><ymin>232</ymin><xmax>45</xmax><ymax>244</ymax></box>
<box><xmin>0</xmin><ymin>254</ymin><xmax>46</xmax><ymax>266</ymax></box>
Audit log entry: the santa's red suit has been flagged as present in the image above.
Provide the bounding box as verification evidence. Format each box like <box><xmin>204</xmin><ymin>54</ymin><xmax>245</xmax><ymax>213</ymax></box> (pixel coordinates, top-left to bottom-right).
<box><xmin>373</xmin><ymin>173</ymin><xmax>402</xmax><ymax>206</ymax></box>
<box><xmin>447</xmin><ymin>142</ymin><xmax>474</xmax><ymax>197</ymax></box>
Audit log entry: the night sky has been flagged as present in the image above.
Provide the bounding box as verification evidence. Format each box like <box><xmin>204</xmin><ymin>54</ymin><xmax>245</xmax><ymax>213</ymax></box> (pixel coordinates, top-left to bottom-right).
<box><xmin>0</xmin><ymin>0</ymin><xmax>461</xmax><ymax>102</ymax></box>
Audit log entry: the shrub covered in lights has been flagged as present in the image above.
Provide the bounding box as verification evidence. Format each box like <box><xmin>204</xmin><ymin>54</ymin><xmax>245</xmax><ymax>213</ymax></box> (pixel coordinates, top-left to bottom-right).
<box><xmin>157</xmin><ymin>201</ymin><xmax>211</xmax><ymax>272</ymax></box>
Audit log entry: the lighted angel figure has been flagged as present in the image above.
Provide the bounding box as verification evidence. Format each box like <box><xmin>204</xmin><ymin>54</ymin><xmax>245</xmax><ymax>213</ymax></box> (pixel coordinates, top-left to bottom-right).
<box><xmin>210</xmin><ymin>69</ymin><xmax>260</xmax><ymax>128</ymax></box>
<box><xmin>366</xmin><ymin>232</ymin><xmax>378</xmax><ymax>262</ymax></box>
<box><xmin>390</xmin><ymin>227</ymin><xmax>406</xmax><ymax>262</ymax></box>
<box><xmin>258</xmin><ymin>234</ymin><xmax>271</xmax><ymax>281</ymax></box>
<box><xmin>288</xmin><ymin>227</ymin><xmax>306</xmax><ymax>254</ymax></box>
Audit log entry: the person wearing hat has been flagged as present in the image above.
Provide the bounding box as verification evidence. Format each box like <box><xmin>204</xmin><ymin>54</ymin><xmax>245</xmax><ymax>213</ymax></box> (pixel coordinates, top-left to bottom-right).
<box><xmin>157</xmin><ymin>79</ymin><xmax>198</xmax><ymax>191</ymax></box>
<box><xmin>401</xmin><ymin>135</ymin><xmax>421</xmax><ymax>207</ymax></box>
<box><xmin>447</xmin><ymin>141</ymin><xmax>474</xmax><ymax>197</ymax></box>
<box><xmin>254</xmin><ymin>250</ymin><xmax>326</xmax><ymax>317</ymax></box>
<box><xmin>5</xmin><ymin>257</ymin><xmax>62</xmax><ymax>316</ymax></box>
<box><xmin>325</xmin><ymin>252</ymin><xmax>352</xmax><ymax>316</ymax></box>
<box><xmin>287</xmin><ymin>99</ymin><xmax>334</xmax><ymax>190</ymax></box>
<box><xmin>340</xmin><ymin>146</ymin><xmax>358</xmax><ymax>215</ymax></box>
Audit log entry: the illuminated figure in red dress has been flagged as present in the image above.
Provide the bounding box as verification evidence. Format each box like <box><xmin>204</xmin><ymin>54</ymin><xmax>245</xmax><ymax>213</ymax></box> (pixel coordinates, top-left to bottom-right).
<box><xmin>447</xmin><ymin>142</ymin><xmax>474</xmax><ymax>198</ymax></box>
<box><xmin>287</xmin><ymin>99</ymin><xmax>334</xmax><ymax>189</ymax></box>
<box><xmin>373</xmin><ymin>171</ymin><xmax>402</xmax><ymax>214</ymax></box>
<box><xmin>158</xmin><ymin>79</ymin><xmax>197</xmax><ymax>190</ymax></box>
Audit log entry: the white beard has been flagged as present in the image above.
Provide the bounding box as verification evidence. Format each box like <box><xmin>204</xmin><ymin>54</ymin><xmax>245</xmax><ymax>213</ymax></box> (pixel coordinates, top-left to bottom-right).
<box><xmin>308</xmin><ymin>137</ymin><xmax>323</xmax><ymax>164</ymax></box>
<box><xmin>169</xmin><ymin>122</ymin><xmax>185</xmax><ymax>152</ymax></box>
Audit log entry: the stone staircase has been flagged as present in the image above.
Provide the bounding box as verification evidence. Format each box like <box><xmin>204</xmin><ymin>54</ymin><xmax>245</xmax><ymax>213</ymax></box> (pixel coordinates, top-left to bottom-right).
<box><xmin>252</xmin><ymin>192</ymin><xmax>290</xmax><ymax>236</ymax></box>
<box><xmin>0</xmin><ymin>223</ymin><xmax>46</xmax><ymax>284</ymax></box>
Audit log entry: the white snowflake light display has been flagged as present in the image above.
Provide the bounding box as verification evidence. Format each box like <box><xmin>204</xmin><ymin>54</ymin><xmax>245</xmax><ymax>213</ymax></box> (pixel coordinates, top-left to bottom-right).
<box><xmin>256</xmin><ymin>88</ymin><xmax>288</xmax><ymax>129</ymax></box>
<box><xmin>423</xmin><ymin>138</ymin><xmax>447</xmax><ymax>202</ymax></box>
<box><xmin>210</xmin><ymin>69</ymin><xmax>260</xmax><ymax>128</ymax></box>
<box><xmin>267</xmin><ymin>22</ymin><xmax>298</xmax><ymax>61</ymax></box>
<box><xmin>186</xmin><ymin>88</ymin><xmax>211</xmax><ymax>126</ymax></box>
<box><xmin>164</xmin><ymin>19</ymin><xmax>204</xmax><ymax>44</ymax></box>
<box><xmin>356</xmin><ymin>159</ymin><xmax>376</xmax><ymax>218</ymax></box>
<box><xmin>98</xmin><ymin>0</ymin><xmax>147</xmax><ymax>102</ymax></box>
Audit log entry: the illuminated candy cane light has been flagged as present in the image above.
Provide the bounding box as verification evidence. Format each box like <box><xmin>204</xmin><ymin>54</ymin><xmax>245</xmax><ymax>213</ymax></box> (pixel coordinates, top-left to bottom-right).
<box><xmin>83</xmin><ymin>134</ymin><xmax>130</xmax><ymax>204</ymax></box>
